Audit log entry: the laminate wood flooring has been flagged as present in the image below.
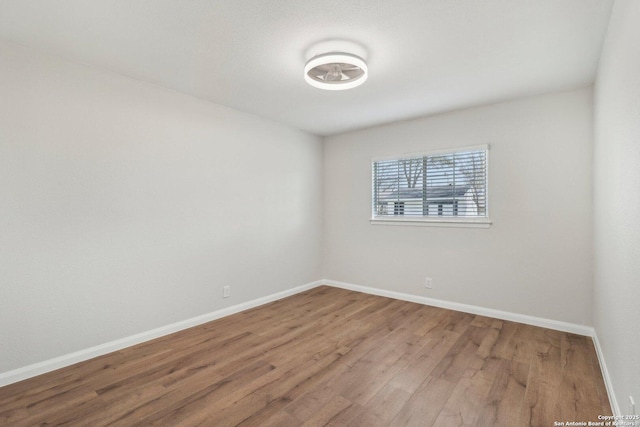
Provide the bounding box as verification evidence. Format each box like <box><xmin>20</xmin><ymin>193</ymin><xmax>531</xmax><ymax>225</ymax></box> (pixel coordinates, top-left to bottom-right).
<box><xmin>0</xmin><ymin>286</ymin><xmax>612</xmax><ymax>426</ymax></box>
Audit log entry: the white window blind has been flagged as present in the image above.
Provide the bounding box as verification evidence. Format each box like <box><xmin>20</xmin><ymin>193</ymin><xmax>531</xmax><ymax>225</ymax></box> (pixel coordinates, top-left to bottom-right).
<box><xmin>372</xmin><ymin>146</ymin><xmax>488</xmax><ymax>222</ymax></box>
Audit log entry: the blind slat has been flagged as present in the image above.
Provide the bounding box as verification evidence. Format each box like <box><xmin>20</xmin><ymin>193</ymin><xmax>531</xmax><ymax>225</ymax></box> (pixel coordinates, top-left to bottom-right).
<box><xmin>372</xmin><ymin>148</ymin><xmax>488</xmax><ymax>218</ymax></box>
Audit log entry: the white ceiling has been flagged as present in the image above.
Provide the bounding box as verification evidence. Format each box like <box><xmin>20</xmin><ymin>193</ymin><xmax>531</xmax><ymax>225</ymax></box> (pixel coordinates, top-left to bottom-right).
<box><xmin>0</xmin><ymin>0</ymin><xmax>614</xmax><ymax>136</ymax></box>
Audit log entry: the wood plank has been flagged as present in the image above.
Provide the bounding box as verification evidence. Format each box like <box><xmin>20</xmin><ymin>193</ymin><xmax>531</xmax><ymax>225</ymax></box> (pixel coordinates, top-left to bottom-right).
<box><xmin>522</xmin><ymin>336</ymin><xmax>563</xmax><ymax>426</ymax></box>
<box><xmin>0</xmin><ymin>286</ymin><xmax>612</xmax><ymax>426</ymax></box>
<box><xmin>387</xmin><ymin>329</ymin><xmax>460</xmax><ymax>393</ymax></box>
<box><xmin>475</xmin><ymin>358</ymin><xmax>529</xmax><ymax>426</ymax></box>
<box><xmin>389</xmin><ymin>375</ymin><xmax>456</xmax><ymax>427</ymax></box>
<box><xmin>585</xmin><ymin>337</ymin><xmax>614</xmax><ymax>415</ymax></box>
<box><xmin>431</xmin><ymin>325</ymin><xmax>490</xmax><ymax>383</ymax></box>
<box><xmin>300</xmin><ymin>394</ymin><xmax>353</xmax><ymax>427</ymax></box>
<box><xmin>559</xmin><ymin>333</ymin><xmax>605</xmax><ymax>422</ymax></box>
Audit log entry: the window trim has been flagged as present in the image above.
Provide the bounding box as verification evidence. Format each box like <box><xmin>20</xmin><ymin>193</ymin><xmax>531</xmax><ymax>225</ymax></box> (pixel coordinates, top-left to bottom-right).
<box><xmin>370</xmin><ymin>144</ymin><xmax>491</xmax><ymax>228</ymax></box>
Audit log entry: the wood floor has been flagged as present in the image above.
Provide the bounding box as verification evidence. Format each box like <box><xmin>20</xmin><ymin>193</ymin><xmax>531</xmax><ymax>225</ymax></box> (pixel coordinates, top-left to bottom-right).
<box><xmin>0</xmin><ymin>286</ymin><xmax>611</xmax><ymax>426</ymax></box>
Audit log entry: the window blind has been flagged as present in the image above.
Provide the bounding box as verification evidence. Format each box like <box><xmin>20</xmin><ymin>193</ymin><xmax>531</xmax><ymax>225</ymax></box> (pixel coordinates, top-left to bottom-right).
<box><xmin>372</xmin><ymin>147</ymin><xmax>488</xmax><ymax>219</ymax></box>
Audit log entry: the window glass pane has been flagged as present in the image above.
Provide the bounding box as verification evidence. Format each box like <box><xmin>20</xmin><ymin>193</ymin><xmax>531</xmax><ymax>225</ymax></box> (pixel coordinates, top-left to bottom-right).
<box><xmin>372</xmin><ymin>148</ymin><xmax>488</xmax><ymax>219</ymax></box>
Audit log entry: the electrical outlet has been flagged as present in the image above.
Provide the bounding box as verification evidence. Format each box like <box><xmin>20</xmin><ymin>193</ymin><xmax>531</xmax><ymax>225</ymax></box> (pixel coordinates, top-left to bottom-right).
<box><xmin>223</xmin><ymin>286</ymin><xmax>230</xmax><ymax>298</ymax></box>
<box><xmin>424</xmin><ymin>277</ymin><xmax>433</xmax><ymax>289</ymax></box>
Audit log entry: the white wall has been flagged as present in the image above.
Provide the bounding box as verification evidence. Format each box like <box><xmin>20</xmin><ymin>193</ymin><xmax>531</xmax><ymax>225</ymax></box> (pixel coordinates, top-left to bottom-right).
<box><xmin>593</xmin><ymin>0</ymin><xmax>640</xmax><ymax>415</ymax></box>
<box><xmin>324</xmin><ymin>88</ymin><xmax>593</xmax><ymax>325</ymax></box>
<box><xmin>0</xmin><ymin>41</ymin><xmax>323</xmax><ymax>374</ymax></box>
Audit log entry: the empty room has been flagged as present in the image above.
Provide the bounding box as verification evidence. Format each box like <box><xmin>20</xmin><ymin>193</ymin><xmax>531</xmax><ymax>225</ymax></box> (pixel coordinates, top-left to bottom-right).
<box><xmin>1</xmin><ymin>0</ymin><xmax>639</xmax><ymax>426</ymax></box>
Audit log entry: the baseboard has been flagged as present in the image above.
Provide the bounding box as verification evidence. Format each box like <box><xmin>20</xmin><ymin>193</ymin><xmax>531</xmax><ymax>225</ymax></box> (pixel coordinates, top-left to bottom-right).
<box><xmin>591</xmin><ymin>331</ymin><xmax>620</xmax><ymax>417</ymax></box>
<box><xmin>0</xmin><ymin>280</ymin><xmax>323</xmax><ymax>388</ymax></box>
<box><xmin>323</xmin><ymin>279</ymin><xmax>594</xmax><ymax>336</ymax></box>
<box><xmin>2</xmin><ymin>277</ymin><xmax>617</xmax><ymax>418</ymax></box>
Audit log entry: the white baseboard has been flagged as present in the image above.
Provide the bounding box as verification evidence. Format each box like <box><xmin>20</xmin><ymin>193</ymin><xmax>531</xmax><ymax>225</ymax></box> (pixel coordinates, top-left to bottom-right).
<box><xmin>0</xmin><ymin>280</ymin><xmax>323</xmax><ymax>388</ymax></box>
<box><xmin>1</xmin><ymin>277</ymin><xmax>617</xmax><ymax>419</ymax></box>
<box><xmin>323</xmin><ymin>279</ymin><xmax>594</xmax><ymax>336</ymax></box>
<box><xmin>591</xmin><ymin>331</ymin><xmax>620</xmax><ymax>417</ymax></box>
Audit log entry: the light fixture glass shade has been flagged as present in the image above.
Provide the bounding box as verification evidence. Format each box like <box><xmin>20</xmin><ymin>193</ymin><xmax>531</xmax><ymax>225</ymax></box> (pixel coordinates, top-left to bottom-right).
<box><xmin>304</xmin><ymin>52</ymin><xmax>368</xmax><ymax>90</ymax></box>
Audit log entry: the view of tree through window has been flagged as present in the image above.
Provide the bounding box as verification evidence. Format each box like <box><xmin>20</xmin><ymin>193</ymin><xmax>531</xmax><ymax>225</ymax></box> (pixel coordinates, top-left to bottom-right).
<box><xmin>372</xmin><ymin>147</ymin><xmax>488</xmax><ymax>219</ymax></box>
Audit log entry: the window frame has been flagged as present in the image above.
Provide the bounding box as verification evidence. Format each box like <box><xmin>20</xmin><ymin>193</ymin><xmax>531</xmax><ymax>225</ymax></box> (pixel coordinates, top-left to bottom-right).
<box><xmin>370</xmin><ymin>144</ymin><xmax>492</xmax><ymax>228</ymax></box>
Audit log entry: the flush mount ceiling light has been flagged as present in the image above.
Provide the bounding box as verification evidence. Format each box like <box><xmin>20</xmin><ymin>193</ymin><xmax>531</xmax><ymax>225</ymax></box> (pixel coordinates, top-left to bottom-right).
<box><xmin>304</xmin><ymin>52</ymin><xmax>368</xmax><ymax>91</ymax></box>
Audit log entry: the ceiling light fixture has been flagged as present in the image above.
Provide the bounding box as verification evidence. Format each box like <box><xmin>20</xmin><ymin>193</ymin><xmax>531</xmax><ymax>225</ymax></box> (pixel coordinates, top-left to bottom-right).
<box><xmin>304</xmin><ymin>52</ymin><xmax>368</xmax><ymax>91</ymax></box>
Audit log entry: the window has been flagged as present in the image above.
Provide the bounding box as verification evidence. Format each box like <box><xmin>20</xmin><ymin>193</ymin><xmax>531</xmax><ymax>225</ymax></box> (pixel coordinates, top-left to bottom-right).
<box><xmin>371</xmin><ymin>145</ymin><xmax>490</xmax><ymax>227</ymax></box>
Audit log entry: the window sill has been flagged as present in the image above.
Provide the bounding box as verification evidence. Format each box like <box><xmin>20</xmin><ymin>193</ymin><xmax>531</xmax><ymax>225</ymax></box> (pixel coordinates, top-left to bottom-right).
<box><xmin>370</xmin><ymin>217</ymin><xmax>492</xmax><ymax>228</ymax></box>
